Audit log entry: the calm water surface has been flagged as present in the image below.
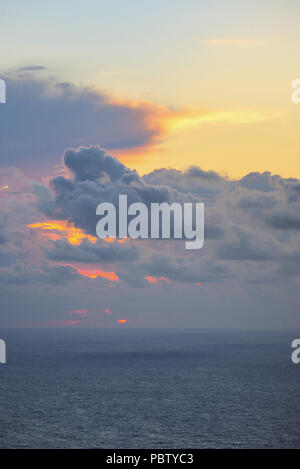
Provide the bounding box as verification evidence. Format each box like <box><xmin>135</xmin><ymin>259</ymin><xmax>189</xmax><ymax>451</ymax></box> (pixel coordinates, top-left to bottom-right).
<box><xmin>0</xmin><ymin>328</ymin><xmax>299</xmax><ymax>448</ymax></box>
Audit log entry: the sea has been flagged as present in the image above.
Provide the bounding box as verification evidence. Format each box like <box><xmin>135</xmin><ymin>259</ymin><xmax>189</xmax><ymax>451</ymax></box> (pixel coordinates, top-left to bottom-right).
<box><xmin>0</xmin><ymin>328</ymin><xmax>299</xmax><ymax>448</ymax></box>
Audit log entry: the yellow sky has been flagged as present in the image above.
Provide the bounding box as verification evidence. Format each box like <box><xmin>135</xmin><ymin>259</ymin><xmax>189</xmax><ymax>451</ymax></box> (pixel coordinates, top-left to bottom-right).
<box><xmin>94</xmin><ymin>37</ymin><xmax>300</xmax><ymax>179</ymax></box>
<box><xmin>113</xmin><ymin>99</ymin><xmax>300</xmax><ymax>179</ymax></box>
<box><xmin>3</xmin><ymin>1</ymin><xmax>300</xmax><ymax>179</ymax></box>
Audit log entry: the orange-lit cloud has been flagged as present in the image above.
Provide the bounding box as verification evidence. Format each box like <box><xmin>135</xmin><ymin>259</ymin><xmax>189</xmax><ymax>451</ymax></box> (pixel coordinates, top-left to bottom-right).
<box><xmin>104</xmin><ymin>237</ymin><xmax>128</xmax><ymax>244</ymax></box>
<box><xmin>196</xmin><ymin>282</ymin><xmax>203</xmax><ymax>286</ymax></box>
<box><xmin>162</xmin><ymin>109</ymin><xmax>279</xmax><ymax>131</ymax></box>
<box><xmin>145</xmin><ymin>276</ymin><xmax>158</xmax><ymax>284</ymax></box>
<box><xmin>144</xmin><ymin>276</ymin><xmax>171</xmax><ymax>284</ymax></box>
<box><xmin>57</xmin><ymin>261</ymin><xmax>120</xmax><ymax>283</ymax></box>
<box><xmin>118</xmin><ymin>319</ymin><xmax>127</xmax><ymax>324</ymax></box>
<box><xmin>160</xmin><ymin>276</ymin><xmax>171</xmax><ymax>283</ymax></box>
<box><xmin>42</xmin><ymin>319</ymin><xmax>83</xmax><ymax>326</ymax></box>
<box><xmin>69</xmin><ymin>309</ymin><xmax>89</xmax><ymax>317</ymax></box>
<box><xmin>74</xmin><ymin>267</ymin><xmax>119</xmax><ymax>282</ymax></box>
<box><xmin>27</xmin><ymin>220</ymin><xmax>98</xmax><ymax>245</ymax></box>
<box><xmin>103</xmin><ymin>237</ymin><xmax>116</xmax><ymax>243</ymax></box>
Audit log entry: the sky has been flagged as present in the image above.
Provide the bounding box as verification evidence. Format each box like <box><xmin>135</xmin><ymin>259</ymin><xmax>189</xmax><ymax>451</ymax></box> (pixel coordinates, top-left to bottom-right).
<box><xmin>0</xmin><ymin>1</ymin><xmax>300</xmax><ymax>329</ymax></box>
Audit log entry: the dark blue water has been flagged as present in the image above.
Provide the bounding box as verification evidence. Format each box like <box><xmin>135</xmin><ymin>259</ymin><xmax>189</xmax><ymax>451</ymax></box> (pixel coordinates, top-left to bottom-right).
<box><xmin>0</xmin><ymin>328</ymin><xmax>299</xmax><ymax>448</ymax></box>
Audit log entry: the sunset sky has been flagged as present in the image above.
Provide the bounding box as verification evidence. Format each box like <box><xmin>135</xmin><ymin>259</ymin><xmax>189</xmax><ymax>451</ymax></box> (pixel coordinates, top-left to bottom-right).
<box><xmin>1</xmin><ymin>0</ymin><xmax>300</xmax><ymax>329</ymax></box>
<box><xmin>2</xmin><ymin>0</ymin><xmax>300</xmax><ymax>177</ymax></box>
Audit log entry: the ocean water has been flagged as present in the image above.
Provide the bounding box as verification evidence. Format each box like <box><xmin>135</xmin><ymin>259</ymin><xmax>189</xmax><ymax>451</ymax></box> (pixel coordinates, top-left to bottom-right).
<box><xmin>0</xmin><ymin>328</ymin><xmax>299</xmax><ymax>449</ymax></box>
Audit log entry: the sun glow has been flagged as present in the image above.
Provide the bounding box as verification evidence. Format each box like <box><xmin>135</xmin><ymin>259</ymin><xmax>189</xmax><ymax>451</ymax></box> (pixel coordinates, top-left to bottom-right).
<box><xmin>144</xmin><ymin>276</ymin><xmax>171</xmax><ymax>284</ymax></box>
<box><xmin>27</xmin><ymin>220</ymin><xmax>98</xmax><ymax>245</ymax></box>
<box><xmin>76</xmin><ymin>269</ymin><xmax>119</xmax><ymax>282</ymax></box>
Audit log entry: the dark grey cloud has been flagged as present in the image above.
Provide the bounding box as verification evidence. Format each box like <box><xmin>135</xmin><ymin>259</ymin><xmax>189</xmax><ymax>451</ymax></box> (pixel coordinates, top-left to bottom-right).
<box><xmin>267</xmin><ymin>210</ymin><xmax>300</xmax><ymax>230</ymax></box>
<box><xmin>35</xmin><ymin>146</ymin><xmax>300</xmax><ymax>283</ymax></box>
<box><xmin>216</xmin><ymin>226</ymin><xmax>281</xmax><ymax>261</ymax></box>
<box><xmin>0</xmin><ymin>263</ymin><xmax>81</xmax><ymax>286</ymax></box>
<box><xmin>2</xmin><ymin>153</ymin><xmax>300</xmax><ymax>293</ymax></box>
<box><xmin>16</xmin><ymin>66</ymin><xmax>46</xmax><ymax>72</ymax></box>
<box><xmin>41</xmin><ymin>146</ymin><xmax>180</xmax><ymax>236</ymax></box>
<box><xmin>2</xmin><ymin>158</ymin><xmax>300</xmax><ymax>327</ymax></box>
<box><xmin>137</xmin><ymin>252</ymin><xmax>230</xmax><ymax>284</ymax></box>
<box><xmin>64</xmin><ymin>146</ymin><xmax>131</xmax><ymax>182</ymax></box>
<box><xmin>143</xmin><ymin>167</ymin><xmax>229</xmax><ymax>201</ymax></box>
<box><xmin>240</xmin><ymin>171</ymin><xmax>276</xmax><ymax>192</ymax></box>
<box><xmin>45</xmin><ymin>238</ymin><xmax>139</xmax><ymax>263</ymax></box>
<box><xmin>0</xmin><ymin>74</ymin><xmax>164</xmax><ymax>169</ymax></box>
<box><xmin>0</xmin><ymin>224</ymin><xmax>7</xmax><ymax>244</ymax></box>
<box><xmin>185</xmin><ymin>166</ymin><xmax>222</xmax><ymax>182</ymax></box>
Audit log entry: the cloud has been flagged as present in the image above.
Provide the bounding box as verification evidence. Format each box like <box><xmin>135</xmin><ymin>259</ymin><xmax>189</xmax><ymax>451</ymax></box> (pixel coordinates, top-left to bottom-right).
<box><xmin>35</xmin><ymin>147</ymin><xmax>300</xmax><ymax>273</ymax></box>
<box><xmin>39</xmin><ymin>146</ymin><xmax>178</xmax><ymax>236</ymax></box>
<box><xmin>267</xmin><ymin>210</ymin><xmax>300</xmax><ymax>230</ymax></box>
<box><xmin>0</xmin><ymin>72</ymin><xmax>278</xmax><ymax>173</ymax></box>
<box><xmin>27</xmin><ymin>220</ymin><xmax>98</xmax><ymax>245</ymax></box>
<box><xmin>2</xmin><ymin>153</ymin><xmax>300</xmax><ymax>327</ymax></box>
<box><xmin>204</xmin><ymin>39</ymin><xmax>270</xmax><ymax>47</ymax></box>
<box><xmin>0</xmin><ymin>263</ymin><xmax>81</xmax><ymax>286</ymax></box>
<box><xmin>0</xmin><ymin>232</ymin><xmax>7</xmax><ymax>245</ymax></box>
<box><xmin>216</xmin><ymin>225</ymin><xmax>283</xmax><ymax>261</ymax></box>
<box><xmin>64</xmin><ymin>146</ymin><xmax>131</xmax><ymax>182</ymax></box>
<box><xmin>143</xmin><ymin>167</ymin><xmax>229</xmax><ymax>201</ymax></box>
<box><xmin>138</xmin><ymin>252</ymin><xmax>230</xmax><ymax>284</ymax></box>
<box><xmin>69</xmin><ymin>309</ymin><xmax>89</xmax><ymax>317</ymax></box>
<box><xmin>16</xmin><ymin>65</ymin><xmax>47</xmax><ymax>72</ymax></box>
<box><xmin>0</xmin><ymin>75</ymin><xmax>171</xmax><ymax>169</ymax></box>
<box><xmin>45</xmin><ymin>238</ymin><xmax>139</xmax><ymax>263</ymax></box>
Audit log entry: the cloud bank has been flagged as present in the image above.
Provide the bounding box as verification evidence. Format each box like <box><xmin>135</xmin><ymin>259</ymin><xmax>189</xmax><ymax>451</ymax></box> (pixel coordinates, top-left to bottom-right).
<box><xmin>1</xmin><ymin>145</ymin><xmax>300</xmax><ymax>327</ymax></box>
